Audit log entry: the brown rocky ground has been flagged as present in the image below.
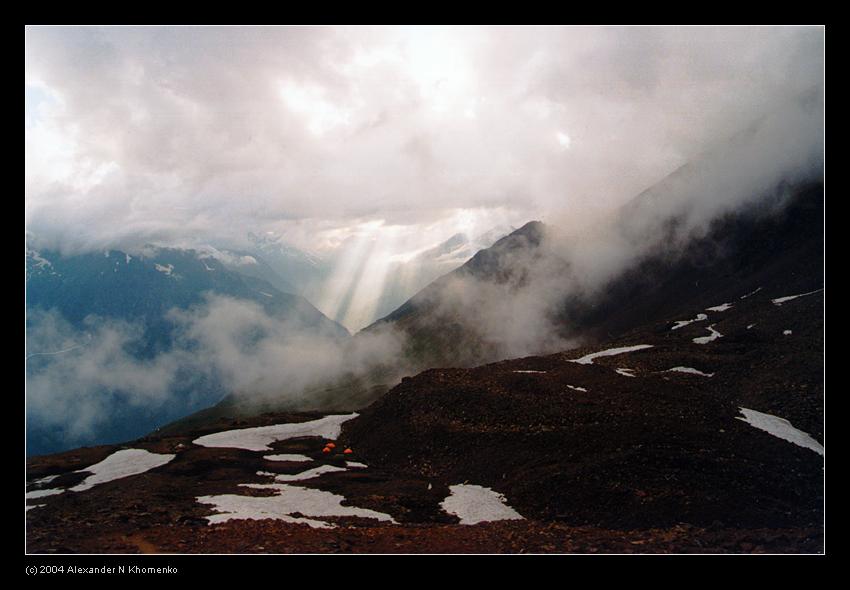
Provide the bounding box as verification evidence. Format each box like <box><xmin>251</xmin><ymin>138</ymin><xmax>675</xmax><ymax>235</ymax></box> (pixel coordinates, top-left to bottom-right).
<box><xmin>26</xmin><ymin>287</ymin><xmax>823</xmax><ymax>554</ymax></box>
<box><xmin>25</xmin><ymin>422</ymin><xmax>822</xmax><ymax>554</ymax></box>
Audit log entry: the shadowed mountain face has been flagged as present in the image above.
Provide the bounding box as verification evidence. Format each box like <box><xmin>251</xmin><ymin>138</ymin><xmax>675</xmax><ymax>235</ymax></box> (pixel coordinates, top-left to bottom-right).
<box><xmin>556</xmin><ymin>181</ymin><xmax>824</xmax><ymax>343</ymax></box>
<box><xmin>363</xmin><ymin>220</ymin><xmax>554</xmax><ymax>369</ymax></box>
<box><xmin>362</xmin><ymin>181</ymin><xmax>822</xmax><ymax>375</ymax></box>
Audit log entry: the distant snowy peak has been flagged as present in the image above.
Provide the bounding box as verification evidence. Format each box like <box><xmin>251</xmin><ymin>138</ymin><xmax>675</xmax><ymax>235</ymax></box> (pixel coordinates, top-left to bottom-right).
<box><xmin>247</xmin><ymin>232</ymin><xmax>324</xmax><ymax>268</ymax></box>
<box><xmin>417</xmin><ymin>225</ymin><xmax>516</xmax><ymax>265</ymax></box>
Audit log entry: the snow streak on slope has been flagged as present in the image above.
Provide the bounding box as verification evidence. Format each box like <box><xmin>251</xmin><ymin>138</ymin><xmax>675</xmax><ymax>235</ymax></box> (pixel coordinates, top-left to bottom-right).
<box><xmin>693</xmin><ymin>325</ymin><xmax>722</xmax><ymax>345</ymax></box>
<box><xmin>569</xmin><ymin>345</ymin><xmax>654</xmax><ymax>365</ymax></box>
<box><xmin>193</xmin><ymin>414</ymin><xmax>358</xmax><ymax>451</ymax></box>
<box><xmin>736</xmin><ymin>408</ymin><xmax>824</xmax><ymax>455</ymax></box>
<box><xmin>671</xmin><ymin>314</ymin><xmax>708</xmax><ymax>330</ymax></box>
<box><xmin>69</xmin><ymin>449</ymin><xmax>176</xmax><ymax>492</ymax></box>
<box><xmin>666</xmin><ymin>366</ymin><xmax>714</xmax><ymax>377</ymax></box>
<box><xmin>771</xmin><ymin>289</ymin><xmax>823</xmax><ymax>306</ymax></box>
<box><xmin>268</xmin><ymin>465</ymin><xmax>346</xmax><ymax>482</ymax></box>
<box><xmin>25</xmin><ymin>488</ymin><xmax>64</xmax><ymax>499</ymax></box>
<box><xmin>264</xmin><ymin>454</ymin><xmax>312</xmax><ymax>462</ymax></box>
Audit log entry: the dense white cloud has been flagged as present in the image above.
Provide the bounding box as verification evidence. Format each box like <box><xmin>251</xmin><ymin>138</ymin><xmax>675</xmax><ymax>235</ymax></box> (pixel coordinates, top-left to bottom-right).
<box><xmin>26</xmin><ymin>295</ymin><xmax>406</xmax><ymax>448</ymax></box>
<box><xmin>25</xmin><ymin>25</ymin><xmax>824</xmax><ymax>257</ymax></box>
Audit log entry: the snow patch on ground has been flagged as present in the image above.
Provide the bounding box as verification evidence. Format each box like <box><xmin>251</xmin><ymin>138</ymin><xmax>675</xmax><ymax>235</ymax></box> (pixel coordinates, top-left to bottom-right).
<box><xmin>69</xmin><ymin>449</ymin><xmax>176</xmax><ymax>492</ymax></box>
<box><xmin>666</xmin><ymin>366</ymin><xmax>714</xmax><ymax>377</ymax></box>
<box><xmin>198</xmin><ymin>483</ymin><xmax>396</xmax><ymax>528</ymax></box>
<box><xmin>706</xmin><ymin>303</ymin><xmax>733</xmax><ymax>312</ymax></box>
<box><xmin>440</xmin><ymin>484</ymin><xmax>524</xmax><ymax>525</ymax></box>
<box><xmin>26</xmin><ymin>488</ymin><xmax>64</xmax><ymax>499</ymax></box>
<box><xmin>264</xmin><ymin>454</ymin><xmax>312</xmax><ymax>463</ymax></box>
<box><xmin>346</xmin><ymin>462</ymin><xmax>367</xmax><ymax>469</ymax></box>
<box><xmin>26</xmin><ymin>504</ymin><xmax>46</xmax><ymax>512</ymax></box>
<box><xmin>740</xmin><ymin>287</ymin><xmax>762</xmax><ymax>299</ymax></box>
<box><xmin>615</xmin><ymin>368</ymin><xmax>636</xmax><ymax>377</ymax></box>
<box><xmin>747</xmin><ymin>324</ymin><xmax>756</xmax><ymax>330</ymax></box>
<box><xmin>569</xmin><ymin>345</ymin><xmax>653</xmax><ymax>365</ymax></box>
<box><xmin>672</xmin><ymin>314</ymin><xmax>707</xmax><ymax>330</ymax></box>
<box><xmin>783</xmin><ymin>330</ymin><xmax>793</xmax><ymax>335</ymax></box>
<box><xmin>736</xmin><ymin>408</ymin><xmax>824</xmax><ymax>455</ymax></box>
<box><xmin>566</xmin><ymin>385</ymin><xmax>588</xmax><ymax>392</ymax></box>
<box><xmin>32</xmin><ymin>474</ymin><xmax>59</xmax><ymax>485</ymax></box>
<box><xmin>193</xmin><ymin>414</ymin><xmax>359</xmax><ymax>452</ymax></box>
<box><xmin>513</xmin><ymin>370</ymin><xmax>546</xmax><ymax>374</ymax></box>
<box><xmin>270</xmin><ymin>465</ymin><xmax>346</xmax><ymax>482</ymax></box>
<box><xmin>772</xmin><ymin>289</ymin><xmax>823</xmax><ymax>306</ymax></box>
<box><xmin>693</xmin><ymin>325</ymin><xmax>722</xmax><ymax>345</ymax></box>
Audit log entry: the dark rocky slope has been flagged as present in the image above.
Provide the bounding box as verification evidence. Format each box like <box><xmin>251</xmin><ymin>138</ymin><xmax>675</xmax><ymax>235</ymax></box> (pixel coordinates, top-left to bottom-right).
<box><xmin>342</xmin><ymin>295</ymin><xmax>823</xmax><ymax>532</ymax></box>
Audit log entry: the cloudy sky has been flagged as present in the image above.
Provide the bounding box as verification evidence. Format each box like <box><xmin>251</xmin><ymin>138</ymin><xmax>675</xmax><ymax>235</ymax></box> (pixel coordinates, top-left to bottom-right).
<box><xmin>25</xmin><ymin>25</ymin><xmax>824</xmax><ymax>258</ymax></box>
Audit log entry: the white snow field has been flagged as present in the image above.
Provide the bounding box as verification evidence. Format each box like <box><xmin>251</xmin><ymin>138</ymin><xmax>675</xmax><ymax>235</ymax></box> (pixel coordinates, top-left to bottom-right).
<box><xmin>706</xmin><ymin>303</ymin><xmax>733</xmax><ymax>312</ymax></box>
<box><xmin>513</xmin><ymin>370</ymin><xmax>547</xmax><ymax>374</ymax></box>
<box><xmin>197</xmin><ymin>483</ymin><xmax>397</xmax><ymax>528</ymax></box>
<box><xmin>783</xmin><ymin>330</ymin><xmax>793</xmax><ymax>336</ymax></box>
<box><xmin>615</xmin><ymin>368</ymin><xmax>636</xmax><ymax>377</ymax></box>
<box><xmin>771</xmin><ymin>288</ymin><xmax>823</xmax><ymax>306</ymax></box>
<box><xmin>666</xmin><ymin>366</ymin><xmax>714</xmax><ymax>377</ymax></box>
<box><xmin>346</xmin><ymin>462</ymin><xmax>367</xmax><ymax>468</ymax></box>
<box><xmin>569</xmin><ymin>345</ymin><xmax>653</xmax><ymax>365</ymax></box>
<box><xmin>736</xmin><ymin>408</ymin><xmax>824</xmax><ymax>455</ymax></box>
<box><xmin>671</xmin><ymin>313</ymin><xmax>707</xmax><ymax>330</ymax></box>
<box><xmin>69</xmin><ymin>449</ymin><xmax>176</xmax><ymax>492</ymax></box>
<box><xmin>566</xmin><ymin>385</ymin><xmax>588</xmax><ymax>392</ymax></box>
<box><xmin>693</xmin><ymin>325</ymin><xmax>722</xmax><ymax>345</ymax></box>
<box><xmin>440</xmin><ymin>484</ymin><xmax>524</xmax><ymax>525</ymax></box>
<box><xmin>193</xmin><ymin>413</ymin><xmax>359</xmax><ymax>451</ymax></box>
<box><xmin>264</xmin><ymin>454</ymin><xmax>313</xmax><ymax>462</ymax></box>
